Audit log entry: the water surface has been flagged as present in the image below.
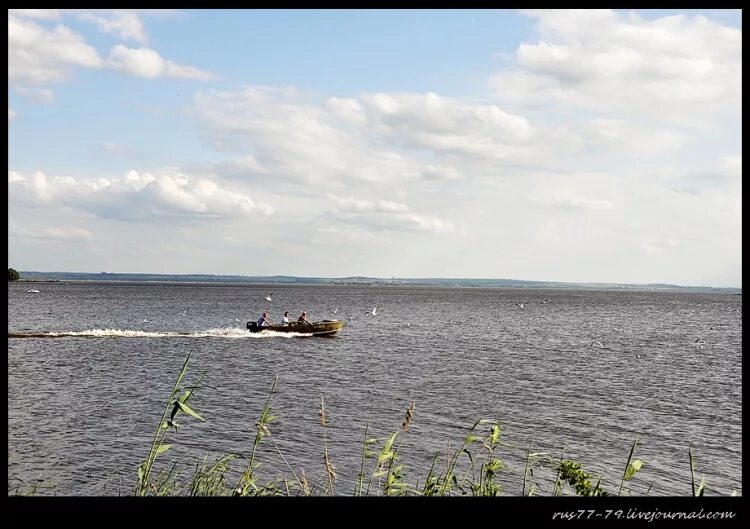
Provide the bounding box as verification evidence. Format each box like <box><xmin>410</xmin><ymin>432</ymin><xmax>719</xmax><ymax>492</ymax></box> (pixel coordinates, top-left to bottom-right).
<box><xmin>7</xmin><ymin>282</ymin><xmax>742</xmax><ymax>495</ymax></box>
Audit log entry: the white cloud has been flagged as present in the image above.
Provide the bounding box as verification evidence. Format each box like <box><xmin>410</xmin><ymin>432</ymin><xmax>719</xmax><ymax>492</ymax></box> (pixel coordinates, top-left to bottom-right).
<box><xmin>327</xmin><ymin>194</ymin><xmax>453</xmax><ymax>234</ymax></box>
<box><xmin>9</xmin><ymin>171</ymin><xmax>25</xmax><ymax>182</ymax></box>
<box><xmin>106</xmin><ymin>45</ymin><xmax>164</xmax><ymax>78</ymax></box>
<box><xmin>107</xmin><ymin>45</ymin><xmax>216</xmax><ymax>80</ymax></box>
<box><xmin>194</xmin><ymin>87</ymin><xmax>538</xmax><ymax>192</ymax></box>
<box><xmin>8</xmin><ymin>14</ymin><xmax>103</xmax><ymax>86</ymax></box>
<box><xmin>490</xmin><ymin>10</ymin><xmax>740</xmax><ymax>124</ymax></box>
<box><xmin>9</xmin><ymin>169</ymin><xmax>273</xmax><ymax>220</ymax></box>
<box><xmin>359</xmin><ymin>91</ymin><xmax>534</xmax><ymax>154</ymax></box>
<box><xmin>585</xmin><ymin>118</ymin><xmax>688</xmax><ymax>155</ymax></box>
<box><xmin>325</xmin><ymin>97</ymin><xmax>367</xmax><ymax>125</ymax></box>
<box><xmin>8</xmin><ymin>13</ymin><xmax>216</xmax><ymax>94</ymax></box>
<box><xmin>328</xmin><ymin>194</ymin><xmax>409</xmax><ymax>213</ymax></box>
<box><xmin>9</xmin><ymin>108</ymin><xmax>17</xmax><ymax>121</ymax></box>
<box><xmin>420</xmin><ymin>164</ymin><xmax>463</xmax><ymax>181</ymax></box>
<box><xmin>10</xmin><ymin>224</ymin><xmax>94</xmax><ymax>243</ymax></box>
<box><xmin>526</xmin><ymin>191</ymin><xmax>613</xmax><ymax>211</ymax></box>
<box><xmin>164</xmin><ymin>61</ymin><xmax>217</xmax><ymax>81</ymax></box>
<box><xmin>45</xmin><ymin>227</ymin><xmax>95</xmax><ymax>241</ymax></box>
<box><xmin>78</xmin><ymin>11</ymin><xmax>148</xmax><ymax>44</ymax></box>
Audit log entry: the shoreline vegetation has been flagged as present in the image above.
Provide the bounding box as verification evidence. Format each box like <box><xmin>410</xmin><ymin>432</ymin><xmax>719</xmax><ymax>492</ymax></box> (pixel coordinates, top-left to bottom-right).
<box><xmin>11</xmin><ymin>354</ymin><xmax>735</xmax><ymax>497</ymax></box>
<box><xmin>10</xmin><ymin>270</ymin><xmax>739</xmax><ymax>293</ymax></box>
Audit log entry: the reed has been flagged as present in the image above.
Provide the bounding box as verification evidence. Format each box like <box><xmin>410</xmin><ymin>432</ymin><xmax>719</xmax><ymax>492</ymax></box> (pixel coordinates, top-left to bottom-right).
<box><xmin>135</xmin><ymin>352</ymin><xmax>206</xmax><ymax>496</ymax></box>
<box><xmin>130</xmin><ymin>360</ymin><xmax>726</xmax><ymax>497</ymax></box>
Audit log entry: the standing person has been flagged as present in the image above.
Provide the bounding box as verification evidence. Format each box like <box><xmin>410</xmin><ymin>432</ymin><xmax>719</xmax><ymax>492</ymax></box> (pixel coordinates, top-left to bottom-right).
<box><xmin>282</xmin><ymin>311</ymin><xmax>290</xmax><ymax>325</ymax></box>
<box><xmin>298</xmin><ymin>311</ymin><xmax>310</xmax><ymax>324</ymax></box>
<box><xmin>257</xmin><ymin>311</ymin><xmax>273</xmax><ymax>327</ymax></box>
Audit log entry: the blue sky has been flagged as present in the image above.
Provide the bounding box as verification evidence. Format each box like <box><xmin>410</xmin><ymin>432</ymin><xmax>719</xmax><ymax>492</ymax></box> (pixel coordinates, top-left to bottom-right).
<box><xmin>8</xmin><ymin>9</ymin><xmax>742</xmax><ymax>286</ymax></box>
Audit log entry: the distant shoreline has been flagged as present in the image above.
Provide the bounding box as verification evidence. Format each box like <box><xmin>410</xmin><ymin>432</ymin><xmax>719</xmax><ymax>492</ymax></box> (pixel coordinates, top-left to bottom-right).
<box><xmin>12</xmin><ymin>271</ymin><xmax>740</xmax><ymax>293</ymax></box>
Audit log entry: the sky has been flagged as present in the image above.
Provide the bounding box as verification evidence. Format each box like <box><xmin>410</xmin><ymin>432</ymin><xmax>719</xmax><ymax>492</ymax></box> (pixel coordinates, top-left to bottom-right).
<box><xmin>8</xmin><ymin>9</ymin><xmax>742</xmax><ymax>287</ymax></box>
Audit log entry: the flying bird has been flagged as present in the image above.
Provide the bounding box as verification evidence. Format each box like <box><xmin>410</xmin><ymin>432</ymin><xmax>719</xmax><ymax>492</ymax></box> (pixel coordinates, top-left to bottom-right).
<box><xmin>333</xmin><ymin>307</ymin><xmax>340</xmax><ymax>314</ymax></box>
<box><xmin>516</xmin><ymin>303</ymin><xmax>524</xmax><ymax>309</ymax></box>
<box><xmin>541</xmin><ymin>298</ymin><xmax>549</xmax><ymax>304</ymax></box>
<box><xmin>590</xmin><ymin>341</ymin><xmax>603</xmax><ymax>348</ymax></box>
<box><xmin>265</xmin><ymin>293</ymin><xmax>273</xmax><ymax>302</ymax></box>
<box><xmin>368</xmin><ymin>306</ymin><xmax>378</xmax><ymax>316</ymax></box>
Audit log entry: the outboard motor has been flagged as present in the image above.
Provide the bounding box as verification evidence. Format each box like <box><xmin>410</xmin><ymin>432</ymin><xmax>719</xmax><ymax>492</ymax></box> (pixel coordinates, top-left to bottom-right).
<box><xmin>247</xmin><ymin>321</ymin><xmax>258</xmax><ymax>331</ymax></box>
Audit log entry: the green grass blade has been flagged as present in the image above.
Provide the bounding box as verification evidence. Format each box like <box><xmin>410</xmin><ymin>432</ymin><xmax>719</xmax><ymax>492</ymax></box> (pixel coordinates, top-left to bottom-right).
<box><xmin>176</xmin><ymin>400</ymin><xmax>205</xmax><ymax>422</ymax></box>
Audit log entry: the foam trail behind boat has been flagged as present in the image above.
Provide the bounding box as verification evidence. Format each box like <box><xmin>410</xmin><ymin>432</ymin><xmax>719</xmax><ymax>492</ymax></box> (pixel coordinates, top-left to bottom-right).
<box><xmin>8</xmin><ymin>327</ymin><xmax>312</xmax><ymax>339</ymax></box>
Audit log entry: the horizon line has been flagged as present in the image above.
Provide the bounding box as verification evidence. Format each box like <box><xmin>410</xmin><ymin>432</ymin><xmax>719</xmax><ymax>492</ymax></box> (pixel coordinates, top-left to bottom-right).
<box><xmin>14</xmin><ymin>269</ymin><xmax>741</xmax><ymax>290</ymax></box>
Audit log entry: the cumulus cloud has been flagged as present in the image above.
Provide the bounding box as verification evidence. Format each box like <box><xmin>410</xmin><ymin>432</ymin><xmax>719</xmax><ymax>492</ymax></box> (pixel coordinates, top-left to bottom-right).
<box><xmin>8</xmin><ymin>14</ymin><xmax>103</xmax><ymax>85</ymax></box>
<box><xmin>106</xmin><ymin>45</ymin><xmax>216</xmax><ymax>80</ymax></box>
<box><xmin>8</xmin><ymin>169</ymin><xmax>273</xmax><ymax>220</ymax></box>
<box><xmin>490</xmin><ymin>10</ymin><xmax>741</xmax><ymax>122</ymax></box>
<box><xmin>78</xmin><ymin>11</ymin><xmax>148</xmax><ymax>44</ymax></box>
<box><xmin>8</xmin><ymin>11</ymin><xmax>216</xmax><ymax>94</ymax></box>
<box><xmin>194</xmin><ymin>86</ymin><xmax>539</xmax><ymax>191</ymax></box>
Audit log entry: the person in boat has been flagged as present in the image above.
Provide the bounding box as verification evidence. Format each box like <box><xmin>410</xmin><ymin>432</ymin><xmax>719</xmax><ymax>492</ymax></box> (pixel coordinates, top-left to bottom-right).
<box><xmin>282</xmin><ymin>311</ymin><xmax>290</xmax><ymax>325</ymax></box>
<box><xmin>257</xmin><ymin>311</ymin><xmax>273</xmax><ymax>327</ymax></box>
<box><xmin>297</xmin><ymin>311</ymin><xmax>311</xmax><ymax>324</ymax></box>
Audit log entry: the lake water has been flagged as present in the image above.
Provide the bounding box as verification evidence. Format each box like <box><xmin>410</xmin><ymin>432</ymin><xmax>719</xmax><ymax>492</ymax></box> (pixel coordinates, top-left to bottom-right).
<box><xmin>7</xmin><ymin>281</ymin><xmax>742</xmax><ymax>496</ymax></box>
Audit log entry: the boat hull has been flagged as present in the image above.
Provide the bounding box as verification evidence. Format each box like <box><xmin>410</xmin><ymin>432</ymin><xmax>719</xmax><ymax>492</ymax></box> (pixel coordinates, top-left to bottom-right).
<box><xmin>246</xmin><ymin>319</ymin><xmax>344</xmax><ymax>336</ymax></box>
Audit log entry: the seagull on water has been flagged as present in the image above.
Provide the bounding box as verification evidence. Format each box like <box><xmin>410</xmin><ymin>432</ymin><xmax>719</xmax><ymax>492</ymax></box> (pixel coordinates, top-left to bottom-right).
<box><xmin>516</xmin><ymin>303</ymin><xmax>524</xmax><ymax>309</ymax></box>
<box><xmin>265</xmin><ymin>292</ymin><xmax>273</xmax><ymax>302</ymax></box>
<box><xmin>541</xmin><ymin>298</ymin><xmax>549</xmax><ymax>304</ymax></box>
<box><xmin>143</xmin><ymin>319</ymin><xmax>151</xmax><ymax>324</ymax></box>
<box><xmin>368</xmin><ymin>306</ymin><xmax>378</xmax><ymax>316</ymax></box>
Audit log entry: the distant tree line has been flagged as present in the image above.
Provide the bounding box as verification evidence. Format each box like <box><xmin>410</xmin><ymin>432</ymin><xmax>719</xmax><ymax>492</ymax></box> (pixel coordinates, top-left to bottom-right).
<box><xmin>8</xmin><ymin>268</ymin><xmax>20</xmax><ymax>281</ymax></box>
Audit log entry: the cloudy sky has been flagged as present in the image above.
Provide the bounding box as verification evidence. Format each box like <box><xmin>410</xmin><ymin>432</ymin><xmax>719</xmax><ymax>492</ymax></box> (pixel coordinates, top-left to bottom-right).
<box><xmin>8</xmin><ymin>9</ymin><xmax>741</xmax><ymax>287</ymax></box>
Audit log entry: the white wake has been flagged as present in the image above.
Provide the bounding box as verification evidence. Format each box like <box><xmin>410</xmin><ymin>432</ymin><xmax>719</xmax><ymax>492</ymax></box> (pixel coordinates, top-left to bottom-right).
<box><xmin>8</xmin><ymin>327</ymin><xmax>313</xmax><ymax>339</ymax></box>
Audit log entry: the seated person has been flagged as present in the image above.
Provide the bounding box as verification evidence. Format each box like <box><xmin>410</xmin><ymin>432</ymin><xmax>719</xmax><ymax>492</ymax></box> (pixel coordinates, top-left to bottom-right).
<box><xmin>298</xmin><ymin>311</ymin><xmax>310</xmax><ymax>324</ymax></box>
<box><xmin>257</xmin><ymin>311</ymin><xmax>273</xmax><ymax>327</ymax></box>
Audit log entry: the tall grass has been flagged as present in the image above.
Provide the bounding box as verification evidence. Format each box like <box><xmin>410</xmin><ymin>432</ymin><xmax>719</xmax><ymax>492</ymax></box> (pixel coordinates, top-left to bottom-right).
<box><xmin>123</xmin><ymin>354</ymin><xmax>729</xmax><ymax>496</ymax></box>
